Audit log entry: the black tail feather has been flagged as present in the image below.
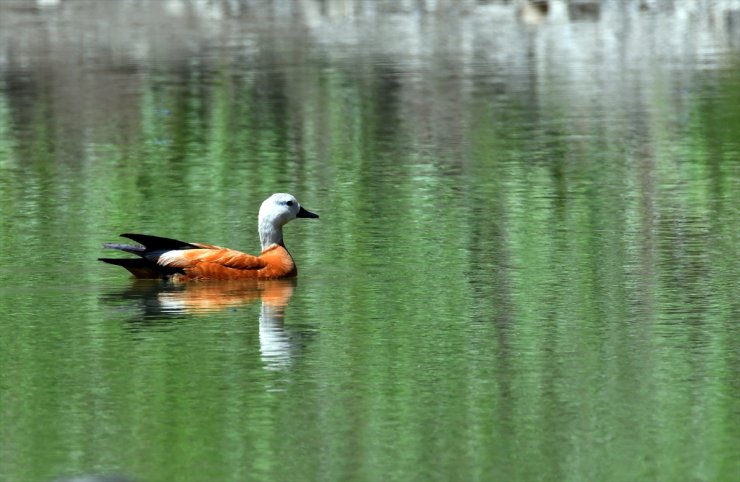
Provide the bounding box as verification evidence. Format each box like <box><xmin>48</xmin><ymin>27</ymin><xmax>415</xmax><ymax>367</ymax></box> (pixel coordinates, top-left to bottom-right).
<box><xmin>99</xmin><ymin>257</ymin><xmax>181</xmax><ymax>279</ymax></box>
<box><xmin>100</xmin><ymin>233</ymin><xmax>195</xmax><ymax>279</ymax></box>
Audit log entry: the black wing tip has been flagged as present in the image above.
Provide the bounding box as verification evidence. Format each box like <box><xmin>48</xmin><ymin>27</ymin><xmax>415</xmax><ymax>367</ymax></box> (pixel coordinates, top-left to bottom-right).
<box><xmin>117</xmin><ymin>233</ymin><xmax>199</xmax><ymax>250</ymax></box>
<box><xmin>103</xmin><ymin>242</ymin><xmax>145</xmax><ymax>251</ymax></box>
<box><xmin>99</xmin><ymin>257</ymin><xmax>131</xmax><ymax>265</ymax></box>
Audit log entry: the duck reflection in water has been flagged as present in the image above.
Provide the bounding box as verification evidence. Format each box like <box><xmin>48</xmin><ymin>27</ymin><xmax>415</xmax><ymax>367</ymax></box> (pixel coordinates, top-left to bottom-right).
<box><xmin>103</xmin><ymin>278</ymin><xmax>299</xmax><ymax>370</ymax></box>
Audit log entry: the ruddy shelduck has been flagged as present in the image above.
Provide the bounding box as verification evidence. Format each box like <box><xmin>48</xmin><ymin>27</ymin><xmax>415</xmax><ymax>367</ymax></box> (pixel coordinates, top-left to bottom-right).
<box><xmin>99</xmin><ymin>193</ymin><xmax>318</xmax><ymax>281</ymax></box>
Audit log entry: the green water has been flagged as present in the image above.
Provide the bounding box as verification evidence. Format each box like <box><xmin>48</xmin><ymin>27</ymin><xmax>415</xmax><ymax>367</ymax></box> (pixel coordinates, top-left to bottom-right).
<box><xmin>0</xmin><ymin>2</ymin><xmax>738</xmax><ymax>481</ymax></box>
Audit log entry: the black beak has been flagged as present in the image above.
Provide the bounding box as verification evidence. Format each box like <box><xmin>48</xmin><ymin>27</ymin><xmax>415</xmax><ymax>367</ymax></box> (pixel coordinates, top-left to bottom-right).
<box><xmin>297</xmin><ymin>206</ymin><xmax>319</xmax><ymax>219</ymax></box>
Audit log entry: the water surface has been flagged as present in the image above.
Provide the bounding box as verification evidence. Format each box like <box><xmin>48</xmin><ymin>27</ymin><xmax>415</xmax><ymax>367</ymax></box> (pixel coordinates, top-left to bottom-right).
<box><xmin>0</xmin><ymin>1</ymin><xmax>738</xmax><ymax>481</ymax></box>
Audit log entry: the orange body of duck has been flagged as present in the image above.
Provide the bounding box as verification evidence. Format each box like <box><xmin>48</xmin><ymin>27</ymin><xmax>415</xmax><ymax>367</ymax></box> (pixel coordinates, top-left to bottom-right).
<box><xmin>99</xmin><ymin>193</ymin><xmax>318</xmax><ymax>281</ymax></box>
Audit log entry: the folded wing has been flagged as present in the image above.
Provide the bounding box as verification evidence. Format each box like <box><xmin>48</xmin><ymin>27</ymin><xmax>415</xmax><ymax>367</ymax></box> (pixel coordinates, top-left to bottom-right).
<box><xmin>158</xmin><ymin>248</ymin><xmax>266</xmax><ymax>270</ymax></box>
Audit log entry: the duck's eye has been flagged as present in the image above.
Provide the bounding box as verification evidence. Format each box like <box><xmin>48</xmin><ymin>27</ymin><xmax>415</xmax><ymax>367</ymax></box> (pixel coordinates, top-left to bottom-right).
<box><xmin>286</xmin><ymin>200</ymin><xmax>294</xmax><ymax>206</ymax></box>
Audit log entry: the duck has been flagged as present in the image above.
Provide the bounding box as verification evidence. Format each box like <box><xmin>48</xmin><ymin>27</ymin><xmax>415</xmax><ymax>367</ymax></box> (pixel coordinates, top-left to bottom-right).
<box><xmin>99</xmin><ymin>193</ymin><xmax>318</xmax><ymax>281</ymax></box>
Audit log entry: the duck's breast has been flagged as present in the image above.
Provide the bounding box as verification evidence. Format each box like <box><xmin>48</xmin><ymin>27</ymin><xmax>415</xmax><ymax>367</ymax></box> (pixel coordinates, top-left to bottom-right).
<box><xmin>255</xmin><ymin>245</ymin><xmax>297</xmax><ymax>279</ymax></box>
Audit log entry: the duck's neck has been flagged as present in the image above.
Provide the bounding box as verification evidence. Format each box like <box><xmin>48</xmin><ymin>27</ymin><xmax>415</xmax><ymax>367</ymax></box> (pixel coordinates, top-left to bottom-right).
<box><xmin>259</xmin><ymin>219</ymin><xmax>284</xmax><ymax>251</ymax></box>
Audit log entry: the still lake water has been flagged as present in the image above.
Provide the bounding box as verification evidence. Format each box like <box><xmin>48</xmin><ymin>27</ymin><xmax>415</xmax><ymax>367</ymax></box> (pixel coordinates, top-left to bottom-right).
<box><xmin>1</xmin><ymin>1</ymin><xmax>739</xmax><ymax>481</ymax></box>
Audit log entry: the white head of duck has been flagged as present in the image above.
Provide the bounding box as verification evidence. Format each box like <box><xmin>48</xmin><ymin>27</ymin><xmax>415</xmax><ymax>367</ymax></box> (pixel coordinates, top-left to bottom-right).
<box><xmin>259</xmin><ymin>193</ymin><xmax>319</xmax><ymax>251</ymax></box>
